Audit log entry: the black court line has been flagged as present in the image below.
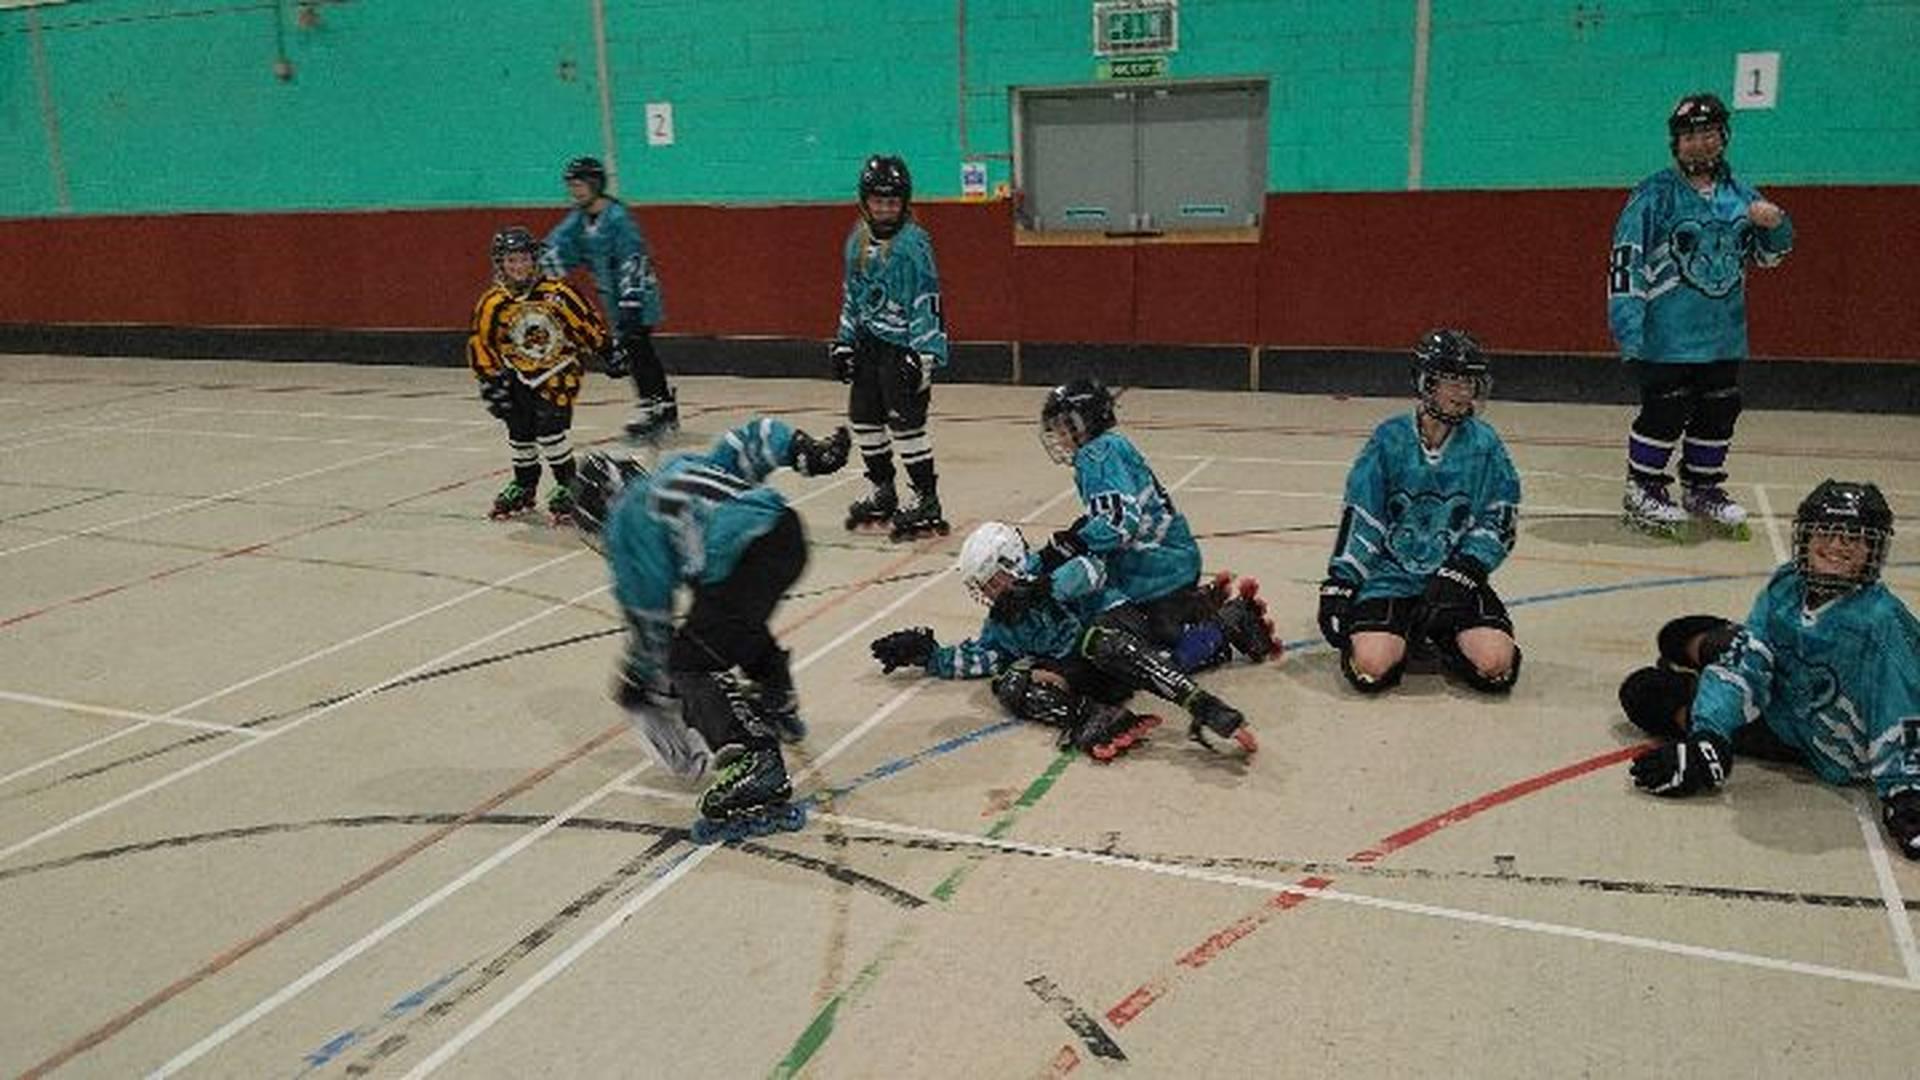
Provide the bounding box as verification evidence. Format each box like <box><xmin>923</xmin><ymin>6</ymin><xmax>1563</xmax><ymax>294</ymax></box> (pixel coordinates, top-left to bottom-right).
<box><xmin>1025</xmin><ymin>974</ymin><xmax>1127</xmax><ymax>1062</ymax></box>
<box><xmin>815</xmin><ymin>833</ymin><xmax>1920</xmax><ymax>914</ymax></box>
<box><xmin>0</xmin><ymin>812</ymin><xmax>926</xmax><ymax>911</ymax></box>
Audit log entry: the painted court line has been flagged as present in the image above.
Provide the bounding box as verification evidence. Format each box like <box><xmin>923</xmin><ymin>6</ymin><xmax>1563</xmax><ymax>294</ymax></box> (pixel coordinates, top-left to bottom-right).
<box><xmin>0</xmin><ymin>689</ymin><xmax>261</xmax><ymax>737</ymax></box>
<box><xmin>1852</xmin><ymin>789</ymin><xmax>1920</xmax><ymax>983</ymax></box>
<box><xmin>0</xmin><ymin>426</ymin><xmax>477</xmax><ymax>560</ymax></box>
<box><xmin>822</xmin><ymin>812</ymin><xmax>1920</xmax><ymax>995</ymax></box>
<box><xmin>1753</xmin><ymin>483</ymin><xmax>1789</xmax><ymax>565</ymax></box>
<box><xmin>0</xmin><ymin>549</ymin><xmax>586</xmax><ymax>797</ymax></box>
<box><xmin>0</xmin><ymin>573</ymin><xmax>608</xmax><ymax>865</ymax></box>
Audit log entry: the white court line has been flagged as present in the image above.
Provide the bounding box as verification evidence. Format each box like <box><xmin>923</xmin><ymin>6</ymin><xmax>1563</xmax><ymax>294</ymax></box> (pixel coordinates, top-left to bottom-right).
<box><xmin>823</xmin><ymin>812</ymin><xmax>1920</xmax><ymax>994</ymax></box>
<box><xmin>36</xmin><ymin>423</ymin><xmax>495</xmax><ymax>454</ymax></box>
<box><xmin>611</xmin><ymin>781</ymin><xmax>693</xmax><ymax>804</ymax></box>
<box><xmin>146</xmin><ymin>760</ymin><xmax>655</xmax><ymax>1079</ymax></box>
<box><xmin>0</xmin><ymin>549</ymin><xmax>587</xmax><ymax>794</ymax></box>
<box><xmin>1853</xmin><ymin>789</ymin><xmax>1920</xmax><ymax>983</ymax></box>
<box><xmin>142</xmin><ymin>468</ymin><xmax>868</xmax><ymax>1069</ymax></box>
<box><xmin>1753</xmin><ymin>484</ymin><xmax>1789</xmax><ymax>565</ymax></box>
<box><xmin>161</xmin><ymin>404</ymin><xmax>493</xmax><ymax>427</ymax></box>
<box><xmin>0</xmin><ymin>426</ymin><xmax>479</xmax><ymax>560</ymax></box>
<box><xmin>0</xmin><ymin>689</ymin><xmax>261</xmax><ymax>737</ymax></box>
<box><xmin>400</xmin><ymin>479</ymin><xmax>1090</xmax><ymax>1075</ymax></box>
<box><xmin>398</xmin><ymin>845</ymin><xmax>720</xmax><ymax>1080</ymax></box>
<box><xmin>0</xmin><ymin>727</ymin><xmax>149</xmax><ymax>789</ymax></box>
<box><xmin>0</xmin><ymin>569</ymin><xmax>602</xmax><ymax>864</ymax></box>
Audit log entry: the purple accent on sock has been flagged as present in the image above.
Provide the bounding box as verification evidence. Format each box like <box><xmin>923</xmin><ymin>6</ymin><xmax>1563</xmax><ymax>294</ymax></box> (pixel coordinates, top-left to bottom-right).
<box><xmin>1680</xmin><ymin>437</ymin><xmax>1729</xmax><ymax>485</ymax></box>
<box><xmin>1628</xmin><ymin>433</ymin><xmax>1675</xmax><ymax>474</ymax></box>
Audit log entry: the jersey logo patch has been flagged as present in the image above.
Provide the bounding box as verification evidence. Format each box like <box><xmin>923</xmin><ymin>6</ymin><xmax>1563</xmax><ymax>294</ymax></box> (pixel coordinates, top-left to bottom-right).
<box><xmin>1668</xmin><ymin>217</ymin><xmax>1753</xmax><ymax>298</ymax></box>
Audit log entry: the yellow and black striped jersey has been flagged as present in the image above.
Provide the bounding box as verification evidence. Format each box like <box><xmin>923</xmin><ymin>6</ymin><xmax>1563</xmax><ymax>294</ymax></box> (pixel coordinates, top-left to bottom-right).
<box><xmin>467</xmin><ymin>278</ymin><xmax>607</xmax><ymax>408</ymax></box>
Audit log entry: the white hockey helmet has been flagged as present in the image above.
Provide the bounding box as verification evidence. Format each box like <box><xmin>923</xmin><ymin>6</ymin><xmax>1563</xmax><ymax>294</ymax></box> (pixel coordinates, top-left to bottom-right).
<box><xmin>957</xmin><ymin>521</ymin><xmax>1031</xmax><ymax>605</ymax></box>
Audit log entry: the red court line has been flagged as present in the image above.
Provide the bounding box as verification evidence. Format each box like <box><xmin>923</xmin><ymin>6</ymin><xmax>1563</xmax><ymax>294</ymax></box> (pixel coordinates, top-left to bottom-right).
<box><xmin>1047</xmin><ymin>741</ymin><xmax>1653</xmax><ymax>1074</ymax></box>
<box><xmin>19</xmin><ymin>516</ymin><xmax>952</xmax><ymax>1076</ymax></box>
<box><xmin>0</xmin><ymin>475</ymin><xmax>477</xmax><ymax>630</ymax></box>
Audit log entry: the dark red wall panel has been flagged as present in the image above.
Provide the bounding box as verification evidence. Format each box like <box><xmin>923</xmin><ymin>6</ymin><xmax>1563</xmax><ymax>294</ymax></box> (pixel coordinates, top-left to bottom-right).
<box><xmin>3</xmin><ymin>186</ymin><xmax>1916</xmax><ymax>361</ymax></box>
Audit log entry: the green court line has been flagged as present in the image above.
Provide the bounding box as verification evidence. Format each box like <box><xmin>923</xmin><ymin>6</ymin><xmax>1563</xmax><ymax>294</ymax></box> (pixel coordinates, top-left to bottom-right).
<box><xmin>770</xmin><ymin>751</ymin><xmax>1076</xmax><ymax>1078</ymax></box>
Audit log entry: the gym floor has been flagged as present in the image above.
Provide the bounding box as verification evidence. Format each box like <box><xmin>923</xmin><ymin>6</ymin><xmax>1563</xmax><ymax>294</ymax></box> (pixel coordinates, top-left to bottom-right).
<box><xmin>2</xmin><ymin>354</ymin><xmax>1916</xmax><ymax>1078</ymax></box>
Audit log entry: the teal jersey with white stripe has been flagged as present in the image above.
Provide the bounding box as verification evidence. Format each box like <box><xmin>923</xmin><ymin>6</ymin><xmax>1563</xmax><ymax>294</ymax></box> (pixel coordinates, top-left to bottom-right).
<box><xmin>927</xmin><ymin>552</ymin><xmax>1122</xmax><ymax>679</ymax></box>
<box><xmin>603</xmin><ymin>417</ymin><xmax>799</xmax><ymax>684</ymax></box>
<box><xmin>1693</xmin><ymin>569</ymin><xmax>1920</xmax><ymax>797</ymax></box>
<box><xmin>545</xmin><ymin>199</ymin><xmax>665</xmax><ymax>329</ymax></box>
<box><xmin>834</xmin><ymin>220</ymin><xmax>947</xmax><ymax>364</ymax></box>
<box><xmin>1608</xmin><ymin>166</ymin><xmax>1792</xmax><ymax>363</ymax></box>
<box><xmin>1328</xmin><ymin>412</ymin><xmax>1521</xmax><ymax>601</ymax></box>
<box><xmin>1064</xmin><ymin>431</ymin><xmax>1201</xmax><ymax>606</ymax></box>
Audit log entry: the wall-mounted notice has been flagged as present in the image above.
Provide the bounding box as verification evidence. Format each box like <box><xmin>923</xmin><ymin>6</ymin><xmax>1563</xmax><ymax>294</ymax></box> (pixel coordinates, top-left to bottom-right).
<box><xmin>1733</xmin><ymin>52</ymin><xmax>1779</xmax><ymax>110</ymax></box>
<box><xmin>646</xmin><ymin>103</ymin><xmax>676</xmax><ymax>146</ymax></box>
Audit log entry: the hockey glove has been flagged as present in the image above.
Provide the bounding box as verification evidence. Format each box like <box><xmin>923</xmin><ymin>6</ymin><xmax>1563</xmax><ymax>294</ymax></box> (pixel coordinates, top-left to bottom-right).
<box><xmin>1420</xmin><ymin>554</ymin><xmax>1488</xmax><ymax>635</ymax></box>
<box><xmin>989</xmin><ymin>576</ymin><xmax>1052</xmax><ymax>625</ymax></box>
<box><xmin>1882</xmin><ymin>790</ymin><xmax>1920</xmax><ymax>861</ymax></box>
<box><xmin>792</xmin><ymin>425</ymin><xmax>852</xmax><ymax>477</ymax></box>
<box><xmin>600</xmin><ymin>341</ymin><xmax>630</xmax><ymax>378</ymax></box>
<box><xmin>479</xmin><ymin>375</ymin><xmax>515</xmax><ymax>421</ymax></box>
<box><xmin>1317</xmin><ymin>577</ymin><xmax>1357</xmax><ymax>649</ymax></box>
<box><xmin>828</xmin><ymin>341</ymin><xmax>857</xmax><ymax>384</ymax></box>
<box><xmin>906</xmin><ymin>352</ymin><xmax>937</xmax><ymax>393</ymax></box>
<box><xmin>1036</xmin><ymin>519</ymin><xmax>1089</xmax><ymax>575</ymax></box>
<box><xmin>1630</xmin><ymin>732</ymin><xmax>1731</xmax><ymax>797</ymax></box>
<box><xmin>870</xmin><ymin>626</ymin><xmax>937</xmax><ymax>673</ymax></box>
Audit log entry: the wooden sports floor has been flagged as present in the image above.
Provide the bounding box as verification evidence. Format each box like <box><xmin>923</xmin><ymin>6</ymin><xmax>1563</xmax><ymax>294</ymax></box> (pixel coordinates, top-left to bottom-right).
<box><xmin>2</xmin><ymin>354</ymin><xmax>1917</xmax><ymax>1078</ymax></box>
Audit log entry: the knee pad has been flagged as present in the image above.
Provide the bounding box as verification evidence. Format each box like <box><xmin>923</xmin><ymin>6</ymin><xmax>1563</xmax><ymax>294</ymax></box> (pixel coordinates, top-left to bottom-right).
<box><xmin>1686</xmin><ymin>384</ymin><xmax>1742</xmax><ymax>440</ymax></box>
<box><xmin>1618</xmin><ymin>666</ymin><xmax>1694</xmax><ymax>739</ymax></box>
<box><xmin>1632</xmin><ymin>381</ymin><xmax>1694</xmax><ymax>442</ymax></box>
<box><xmin>1656</xmin><ymin>615</ymin><xmax>1740</xmax><ymax>672</ymax></box>
<box><xmin>991</xmin><ymin>661</ymin><xmax>1076</xmax><ymax>728</ymax></box>
<box><xmin>1440</xmin><ymin>640</ymin><xmax>1520</xmax><ymax>694</ymax></box>
<box><xmin>1171</xmin><ymin>622</ymin><xmax>1230</xmax><ymax>673</ymax></box>
<box><xmin>1340</xmin><ymin>649</ymin><xmax>1403</xmax><ymax>695</ymax></box>
<box><xmin>1081</xmin><ymin>625</ymin><xmax>1195</xmax><ymax>704</ymax></box>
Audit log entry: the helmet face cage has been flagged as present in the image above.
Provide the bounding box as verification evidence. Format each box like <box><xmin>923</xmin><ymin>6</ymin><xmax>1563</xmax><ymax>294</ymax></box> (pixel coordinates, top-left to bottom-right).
<box><xmin>571</xmin><ymin>452</ymin><xmax>648</xmax><ymax>543</ymax></box>
<box><xmin>1411</xmin><ymin>330</ymin><xmax>1491</xmax><ymax>425</ymax></box>
<box><xmin>1792</xmin><ymin>480</ymin><xmax>1894</xmax><ymax>595</ymax></box>
<box><xmin>1667</xmin><ymin>94</ymin><xmax>1730</xmax><ymax>175</ymax></box>
<box><xmin>858</xmin><ymin>155</ymin><xmax>913</xmax><ymax>238</ymax></box>
<box><xmin>490</xmin><ymin>227</ymin><xmax>545</xmax><ymax>289</ymax></box>
<box><xmin>563</xmin><ymin>156</ymin><xmax>607</xmax><ymax>196</ymax></box>
<box><xmin>1038</xmin><ymin>381</ymin><xmax>1115</xmax><ymax>464</ymax></box>
<box><xmin>958</xmin><ymin>522</ymin><xmax>1030</xmax><ymax>604</ymax></box>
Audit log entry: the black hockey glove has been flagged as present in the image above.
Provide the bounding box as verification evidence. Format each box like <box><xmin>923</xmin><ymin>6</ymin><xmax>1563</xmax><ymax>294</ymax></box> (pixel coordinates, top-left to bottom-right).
<box><xmin>600</xmin><ymin>341</ymin><xmax>629</xmax><ymax>378</ymax></box>
<box><xmin>792</xmin><ymin>425</ymin><xmax>852</xmax><ymax>477</ymax></box>
<box><xmin>870</xmin><ymin>626</ymin><xmax>937</xmax><ymax>673</ymax></box>
<box><xmin>479</xmin><ymin>375</ymin><xmax>514</xmax><ymax>421</ymax></box>
<box><xmin>1036</xmin><ymin>518</ymin><xmax>1089</xmax><ymax>574</ymax></box>
<box><xmin>1630</xmin><ymin>732</ymin><xmax>1731</xmax><ymax>797</ymax></box>
<box><xmin>1317</xmin><ymin>576</ymin><xmax>1357</xmax><ymax>649</ymax></box>
<box><xmin>1882</xmin><ymin>790</ymin><xmax>1920</xmax><ymax>861</ymax></box>
<box><xmin>989</xmin><ymin>577</ymin><xmax>1052</xmax><ymax>625</ymax></box>
<box><xmin>1420</xmin><ymin>554</ymin><xmax>1488</xmax><ymax>633</ymax></box>
<box><xmin>828</xmin><ymin>341</ymin><xmax>857</xmax><ymax>384</ymax></box>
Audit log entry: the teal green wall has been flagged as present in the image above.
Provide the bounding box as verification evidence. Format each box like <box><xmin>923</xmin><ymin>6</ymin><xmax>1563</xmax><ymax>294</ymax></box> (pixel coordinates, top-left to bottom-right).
<box><xmin>3</xmin><ymin>0</ymin><xmax>1916</xmax><ymax>216</ymax></box>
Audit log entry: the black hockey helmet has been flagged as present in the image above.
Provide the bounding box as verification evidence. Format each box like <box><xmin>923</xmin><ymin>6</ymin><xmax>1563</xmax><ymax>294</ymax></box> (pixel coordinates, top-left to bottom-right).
<box><xmin>1668</xmin><ymin>93</ymin><xmax>1730</xmax><ymax>175</ymax></box>
<box><xmin>489</xmin><ymin>226</ymin><xmax>545</xmax><ymax>288</ymax></box>
<box><xmin>858</xmin><ymin>155</ymin><xmax>913</xmax><ymax>239</ymax></box>
<box><xmin>1412</xmin><ymin>328</ymin><xmax>1491</xmax><ymax>425</ymax></box>
<box><xmin>1792</xmin><ymin>479</ymin><xmax>1893</xmax><ymax>597</ymax></box>
<box><xmin>563</xmin><ymin>155</ymin><xmax>608</xmax><ymax>196</ymax></box>
<box><xmin>1039</xmin><ymin>378</ymin><xmax>1117</xmax><ymax>464</ymax></box>
<box><xmin>570</xmin><ymin>451</ymin><xmax>650</xmax><ymax>541</ymax></box>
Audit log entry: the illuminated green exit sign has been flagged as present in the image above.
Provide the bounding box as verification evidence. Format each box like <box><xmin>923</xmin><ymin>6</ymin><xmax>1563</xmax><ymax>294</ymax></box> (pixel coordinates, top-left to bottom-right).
<box><xmin>1094</xmin><ymin>1</ymin><xmax>1178</xmax><ymax>56</ymax></box>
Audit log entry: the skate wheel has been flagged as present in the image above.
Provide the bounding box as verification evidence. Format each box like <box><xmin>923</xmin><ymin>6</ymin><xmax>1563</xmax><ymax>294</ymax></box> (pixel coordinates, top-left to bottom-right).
<box><xmin>691</xmin><ymin>818</ymin><xmax>724</xmax><ymax>845</ymax></box>
<box><xmin>1090</xmin><ymin>743</ymin><xmax>1118</xmax><ymax>762</ymax></box>
<box><xmin>1237</xmin><ymin>578</ymin><xmax>1260</xmax><ymax>601</ymax></box>
<box><xmin>1109</xmin><ymin>731</ymin><xmax>1137</xmax><ymax>752</ymax></box>
<box><xmin>778</xmin><ymin>804</ymin><xmax>808</xmax><ymax>832</ymax></box>
<box><xmin>1232</xmin><ymin>727</ymin><xmax>1260</xmax><ymax>754</ymax></box>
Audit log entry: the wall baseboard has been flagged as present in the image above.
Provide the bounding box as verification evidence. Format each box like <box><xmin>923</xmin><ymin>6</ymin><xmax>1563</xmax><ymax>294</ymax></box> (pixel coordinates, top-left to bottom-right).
<box><xmin>2</xmin><ymin>324</ymin><xmax>1914</xmax><ymax>413</ymax></box>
